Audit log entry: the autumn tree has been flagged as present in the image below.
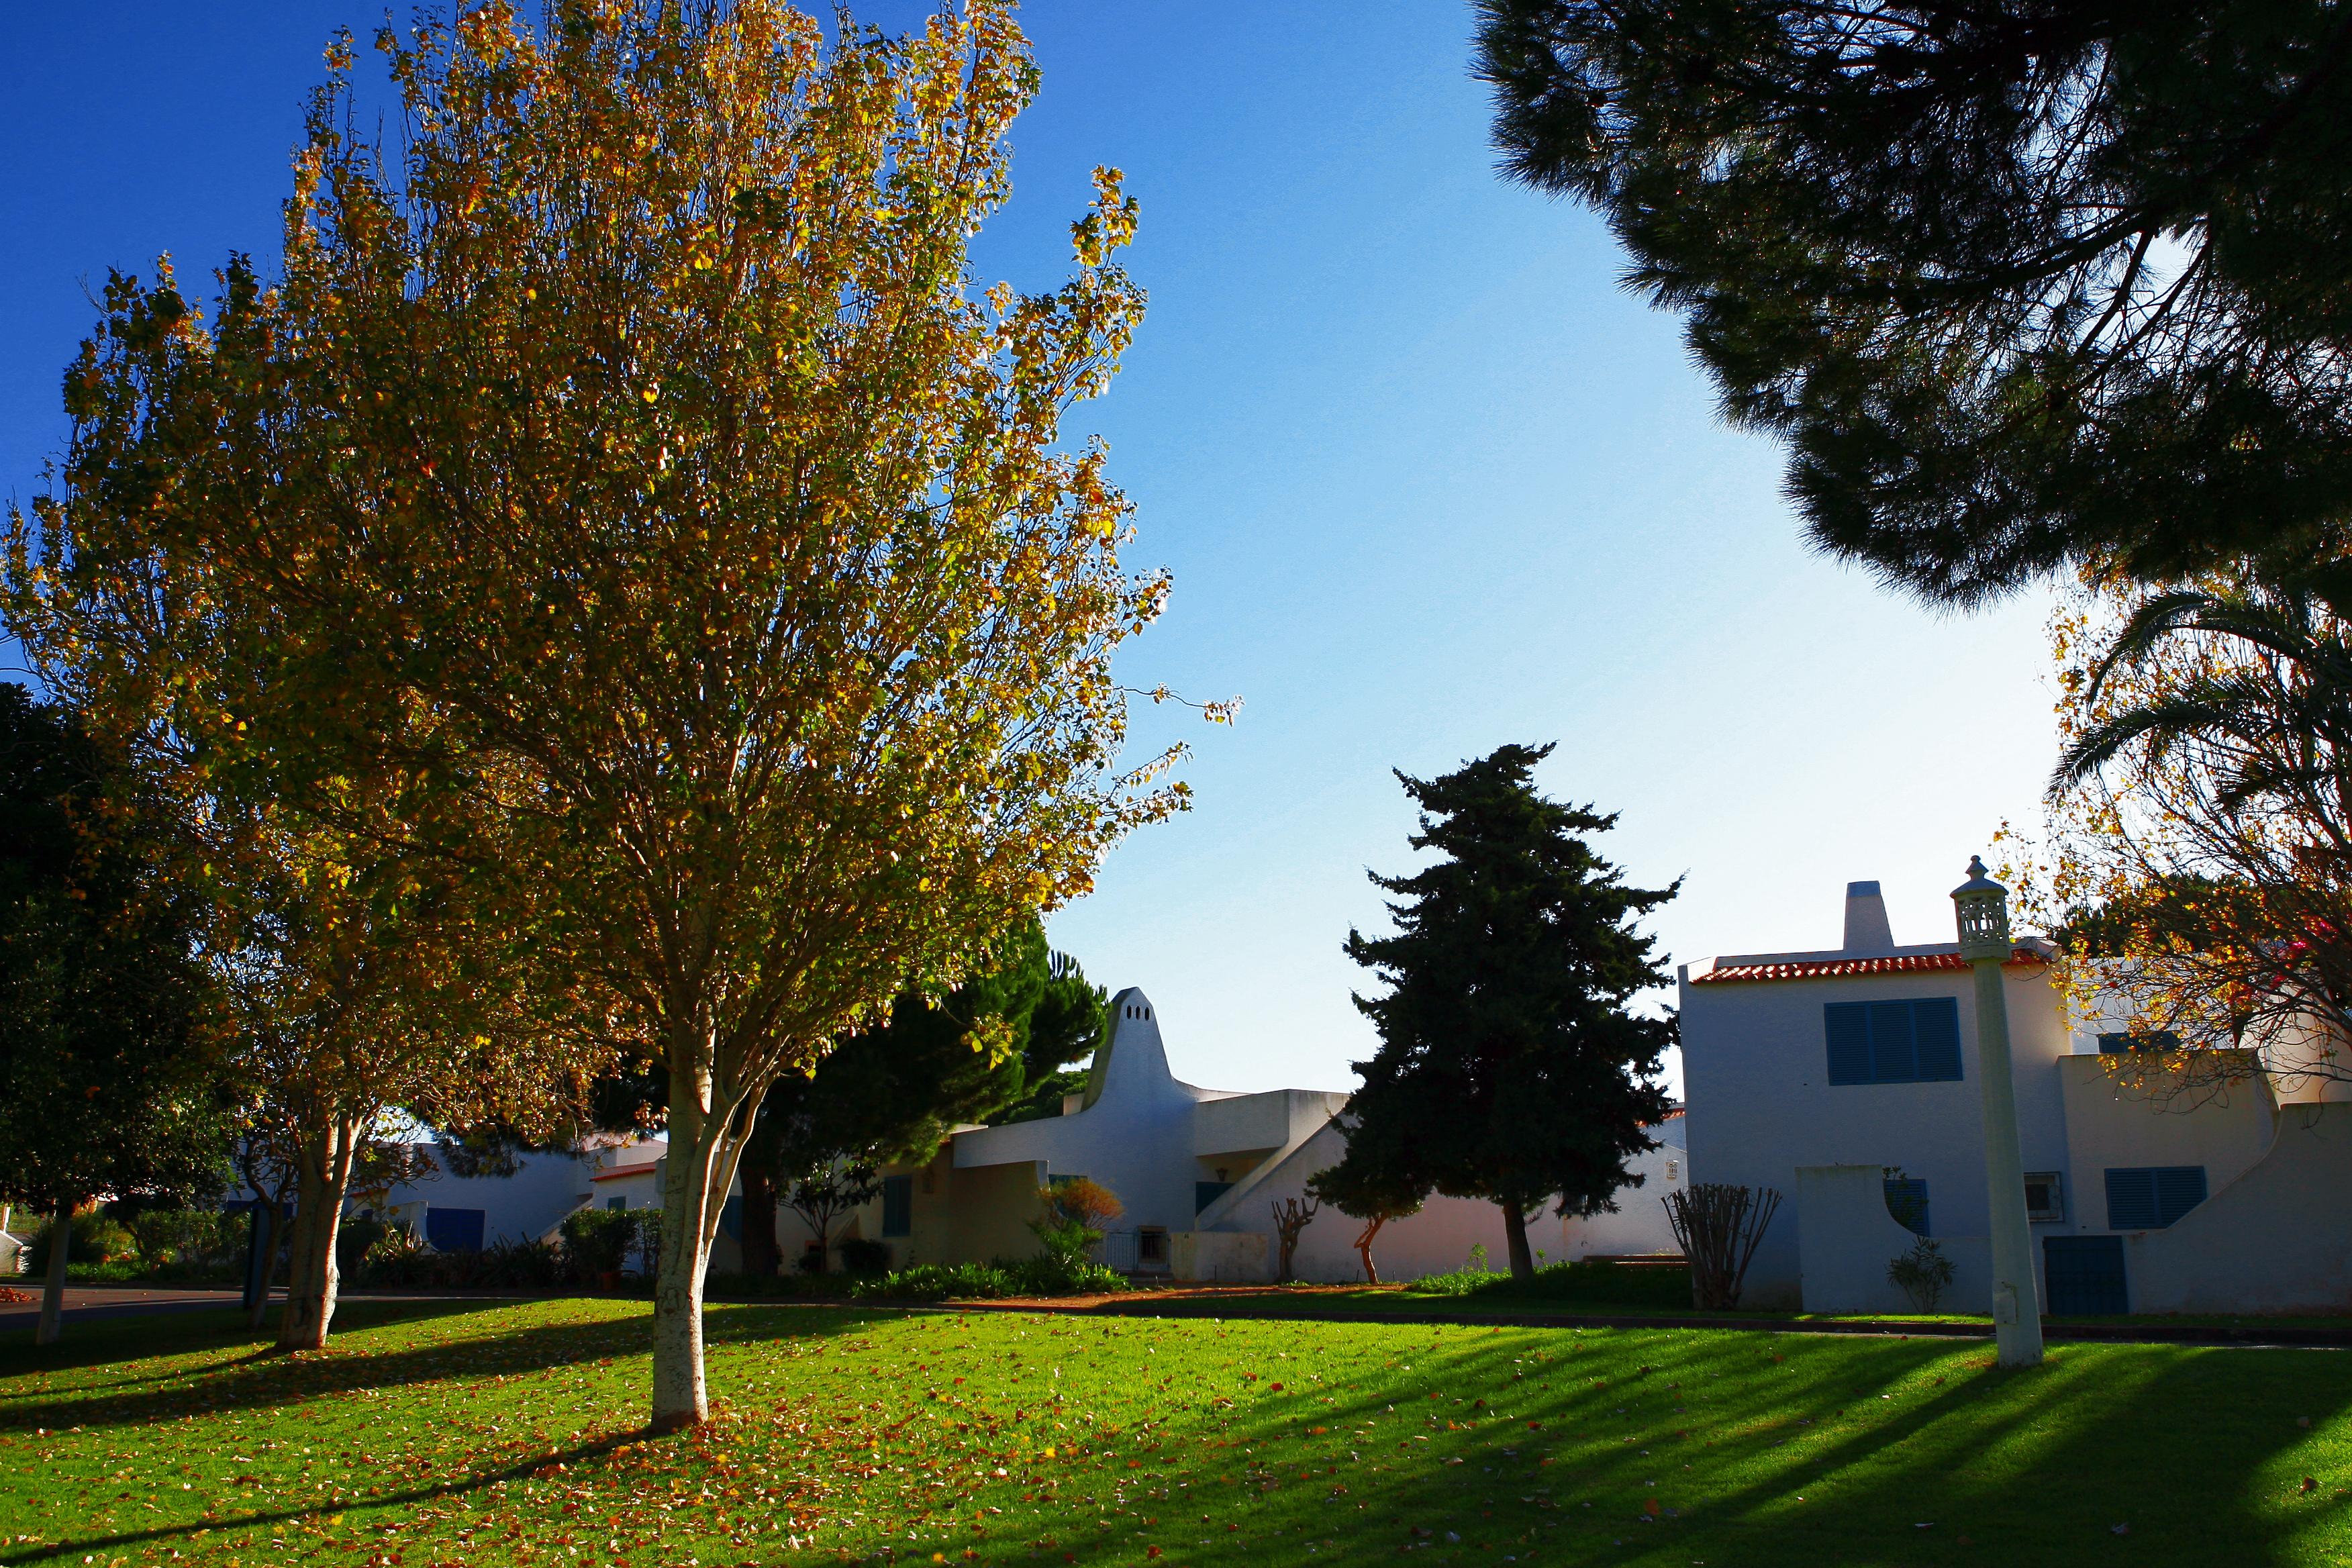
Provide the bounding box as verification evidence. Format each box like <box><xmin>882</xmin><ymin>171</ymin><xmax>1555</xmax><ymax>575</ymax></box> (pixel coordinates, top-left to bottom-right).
<box><xmin>1330</xmin><ymin>745</ymin><xmax>1677</xmax><ymax>1279</ymax></box>
<box><xmin>6</xmin><ymin>277</ymin><xmax>618</xmax><ymax>1354</ymax></box>
<box><xmin>0</xmin><ymin>686</ymin><xmax>228</xmax><ymax>1345</ymax></box>
<box><xmin>19</xmin><ymin>1</ymin><xmax>1189</xmax><ymax>1424</ymax></box>
<box><xmin>1476</xmin><ymin>1</ymin><xmax>2352</xmax><ymax>602</ymax></box>
<box><xmin>1306</xmin><ymin>1154</ymin><xmax>1423</xmax><ymax>1286</ymax></box>
<box><xmin>2018</xmin><ymin>565</ymin><xmax>2352</xmax><ymax>1104</ymax></box>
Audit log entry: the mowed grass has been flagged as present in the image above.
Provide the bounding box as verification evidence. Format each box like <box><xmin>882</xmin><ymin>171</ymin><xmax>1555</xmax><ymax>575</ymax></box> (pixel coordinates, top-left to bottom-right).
<box><xmin>2</xmin><ymin>1299</ymin><xmax>2348</xmax><ymax>1567</ymax></box>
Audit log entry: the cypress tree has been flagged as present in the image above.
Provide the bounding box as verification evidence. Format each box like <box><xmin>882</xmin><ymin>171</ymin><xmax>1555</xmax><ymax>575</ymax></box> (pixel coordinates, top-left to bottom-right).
<box><xmin>1326</xmin><ymin>744</ymin><xmax>1677</xmax><ymax>1279</ymax></box>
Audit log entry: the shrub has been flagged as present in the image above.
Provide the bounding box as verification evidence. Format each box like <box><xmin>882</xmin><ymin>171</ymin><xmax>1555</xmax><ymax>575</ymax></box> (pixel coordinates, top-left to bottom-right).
<box><xmin>560</xmin><ymin>1208</ymin><xmax>640</xmax><ymax>1276</ymax></box>
<box><xmin>1407</xmin><ymin>1258</ymin><xmax>1694</xmax><ymax>1310</ymax></box>
<box><xmin>851</xmin><ymin>1262</ymin><xmax>1016</xmax><ymax>1302</ymax></box>
<box><xmin>707</xmin><ymin>1269</ymin><xmax>854</xmax><ymax>1300</ymax></box>
<box><xmin>26</xmin><ymin>1211</ymin><xmax>136</xmax><ymax>1275</ymax></box>
<box><xmin>634</xmin><ymin>1210</ymin><xmax>664</xmax><ymax>1278</ymax></box>
<box><xmin>1031</xmin><ymin>1177</ymin><xmax>1122</xmax><ymax>1260</ymax></box>
<box><xmin>837</xmin><ymin>1237</ymin><xmax>893</xmax><ymax>1275</ymax></box>
<box><xmin>1887</xmin><ymin>1238</ymin><xmax>1956</xmax><ymax>1311</ymax></box>
<box><xmin>128</xmin><ymin>1209</ymin><xmax>243</xmax><ymax>1271</ymax></box>
<box><xmin>1003</xmin><ymin>1251</ymin><xmax>1127</xmax><ymax>1296</ymax></box>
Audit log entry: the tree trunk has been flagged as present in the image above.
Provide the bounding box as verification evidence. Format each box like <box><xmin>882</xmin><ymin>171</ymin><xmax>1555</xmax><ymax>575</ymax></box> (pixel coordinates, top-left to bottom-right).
<box><xmin>1501</xmin><ymin>1202</ymin><xmax>1536</xmax><ymax>1281</ymax></box>
<box><xmin>1354</xmin><ymin>1216</ymin><xmax>1385</xmax><ymax>1285</ymax></box>
<box><xmin>279</xmin><ymin>1116</ymin><xmax>358</xmax><ymax>1351</ymax></box>
<box><xmin>35</xmin><ymin>1199</ymin><xmax>70</xmax><ymax>1346</ymax></box>
<box><xmin>740</xmin><ymin>1166</ymin><xmax>780</xmax><ymax>1279</ymax></box>
<box><xmin>651</xmin><ymin>1065</ymin><xmax>761</xmax><ymax>1432</ymax></box>
<box><xmin>246</xmin><ymin>1198</ymin><xmax>279</xmax><ymax>1332</ymax></box>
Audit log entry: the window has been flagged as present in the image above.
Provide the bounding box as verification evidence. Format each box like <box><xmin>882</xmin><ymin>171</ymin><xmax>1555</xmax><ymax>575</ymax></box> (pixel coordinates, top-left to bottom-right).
<box><xmin>424</xmin><ymin>1207</ymin><xmax>487</xmax><ymax>1253</ymax></box>
<box><xmin>607</xmin><ymin>1195</ymin><xmax>626</xmax><ymax>1212</ymax></box>
<box><xmin>1825</xmin><ymin>999</ymin><xmax>1963</xmax><ymax>1085</ymax></box>
<box><xmin>881</xmin><ymin>1175</ymin><xmax>914</xmax><ymax>1238</ymax></box>
<box><xmin>1882</xmin><ymin>1177</ymin><xmax>1930</xmax><ymax>1236</ymax></box>
<box><xmin>2023</xmin><ymin>1171</ymin><xmax>2065</xmax><ymax>1223</ymax></box>
<box><xmin>1138</xmin><ymin>1228</ymin><xmax>1169</xmax><ymax>1264</ymax></box>
<box><xmin>2098</xmin><ymin>1030</ymin><xmax>2183</xmax><ymax>1054</ymax></box>
<box><xmin>2105</xmin><ymin>1167</ymin><xmax>2208</xmax><ymax>1230</ymax></box>
<box><xmin>1664</xmin><ymin>1159</ymin><xmax>1680</xmax><ymax>1181</ymax></box>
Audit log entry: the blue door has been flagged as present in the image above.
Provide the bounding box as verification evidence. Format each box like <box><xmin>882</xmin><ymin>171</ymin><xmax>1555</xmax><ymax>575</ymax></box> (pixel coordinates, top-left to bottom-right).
<box><xmin>2044</xmin><ymin>1235</ymin><xmax>2127</xmax><ymax>1315</ymax></box>
<box><xmin>425</xmin><ymin>1207</ymin><xmax>487</xmax><ymax>1253</ymax></box>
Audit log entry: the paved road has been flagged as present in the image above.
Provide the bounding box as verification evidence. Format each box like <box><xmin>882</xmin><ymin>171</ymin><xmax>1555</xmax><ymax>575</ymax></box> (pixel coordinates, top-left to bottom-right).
<box><xmin>0</xmin><ymin>1285</ymin><xmax>261</xmax><ymax>1330</ymax></box>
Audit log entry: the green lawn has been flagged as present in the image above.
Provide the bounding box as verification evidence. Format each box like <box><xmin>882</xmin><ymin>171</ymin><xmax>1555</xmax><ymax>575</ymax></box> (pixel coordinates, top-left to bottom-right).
<box><xmin>2</xmin><ymin>1298</ymin><xmax>2347</xmax><ymax>1567</ymax></box>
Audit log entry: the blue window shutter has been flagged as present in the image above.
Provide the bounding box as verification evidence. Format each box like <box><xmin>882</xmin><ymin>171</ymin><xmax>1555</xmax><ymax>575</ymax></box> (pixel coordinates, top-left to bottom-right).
<box><xmin>1866</xmin><ymin>1001</ymin><xmax>1919</xmax><ymax>1082</ymax></box>
<box><xmin>2105</xmin><ymin>1167</ymin><xmax>2159</xmax><ymax>1230</ymax></box>
<box><xmin>2107</xmin><ymin>1167</ymin><xmax>2208</xmax><ymax>1229</ymax></box>
<box><xmin>1825</xmin><ymin>1003</ymin><xmax>1871</xmax><ymax>1083</ymax></box>
<box><xmin>720</xmin><ymin>1194</ymin><xmax>743</xmax><ymax>1242</ymax></box>
<box><xmin>1914</xmin><ymin>998</ymin><xmax>1963</xmax><ymax>1081</ymax></box>
<box><xmin>2153</xmin><ymin>1167</ymin><xmax>2208</xmax><ymax>1226</ymax></box>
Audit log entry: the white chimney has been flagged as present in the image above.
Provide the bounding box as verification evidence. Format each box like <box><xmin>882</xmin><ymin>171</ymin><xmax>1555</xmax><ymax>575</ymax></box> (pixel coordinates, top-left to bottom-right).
<box><xmin>1843</xmin><ymin>880</ymin><xmax>1895</xmax><ymax>954</ymax></box>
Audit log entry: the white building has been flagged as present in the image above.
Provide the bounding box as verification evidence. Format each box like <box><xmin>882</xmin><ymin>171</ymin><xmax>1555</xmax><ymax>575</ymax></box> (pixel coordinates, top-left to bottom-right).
<box><xmin>837</xmin><ymin>986</ymin><xmax>1685</xmax><ymax>1283</ymax></box>
<box><xmin>1681</xmin><ymin>877</ymin><xmax>2352</xmax><ymax>1316</ymax></box>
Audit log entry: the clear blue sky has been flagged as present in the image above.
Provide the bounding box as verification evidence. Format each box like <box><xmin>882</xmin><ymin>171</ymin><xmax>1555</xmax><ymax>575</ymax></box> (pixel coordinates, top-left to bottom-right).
<box><xmin>1</xmin><ymin>2</ymin><xmax>2061</xmax><ymax>1098</ymax></box>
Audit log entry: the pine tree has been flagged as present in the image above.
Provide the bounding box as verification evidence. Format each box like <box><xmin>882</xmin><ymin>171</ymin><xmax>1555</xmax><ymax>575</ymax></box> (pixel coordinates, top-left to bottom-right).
<box><xmin>1326</xmin><ymin>744</ymin><xmax>1677</xmax><ymax>1279</ymax></box>
<box><xmin>1475</xmin><ymin>1</ymin><xmax>2352</xmax><ymax>603</ymax></box>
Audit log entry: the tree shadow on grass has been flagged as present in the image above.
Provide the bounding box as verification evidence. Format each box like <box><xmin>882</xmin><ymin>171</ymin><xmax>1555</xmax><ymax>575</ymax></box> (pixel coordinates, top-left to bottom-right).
<box><xmin>0</xmin><ymin>1298</ymin><xmax>509</xmax><ymax>1389</ymax></box>
<box><xmin>0</xmin><ymin>1422</ymin><xmax>652</xmax><ymax>1567</ymax></box>
<box><xmin>0</xmin><ymin>1298</ymin><xmax>887</xmax><ymax>1434</ymax></box>
<box><xmin>1067</xmin><ymin>1324</ymin><xmax>2352</xmax><ymax>1568</ymax></box>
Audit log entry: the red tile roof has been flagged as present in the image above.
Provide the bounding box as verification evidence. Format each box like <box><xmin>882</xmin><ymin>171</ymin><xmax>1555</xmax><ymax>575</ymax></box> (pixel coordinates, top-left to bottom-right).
<box><xmin>1689</xmin><ymin>948</ymin><xmax>2046</xmax><ymax>984</ymax></box>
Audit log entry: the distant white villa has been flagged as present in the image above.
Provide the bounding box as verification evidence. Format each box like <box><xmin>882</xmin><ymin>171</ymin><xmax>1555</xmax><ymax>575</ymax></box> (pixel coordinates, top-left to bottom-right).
<box><xmin>836</xmin><ymin>987</ymin><xmax>1685</xmax><ymax>1283</ymax></box>
<box><xmin>297</xmin><ymin>986</ymin><xmax>1689</xmax><ymax>1287</ymax></box>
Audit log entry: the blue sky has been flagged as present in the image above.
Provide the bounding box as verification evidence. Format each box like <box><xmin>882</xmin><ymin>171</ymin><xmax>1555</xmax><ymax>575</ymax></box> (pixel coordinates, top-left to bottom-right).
<box><xmin>1</xmin><ymin>2</ymin><xmax>2062</xmax><ymax>1097</ymax></box>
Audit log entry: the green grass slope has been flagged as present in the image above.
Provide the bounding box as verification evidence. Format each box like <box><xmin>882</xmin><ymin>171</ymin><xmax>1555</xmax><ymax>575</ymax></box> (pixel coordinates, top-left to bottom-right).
<box><xmin>1</xmin><ymin>1298</ymin><xmax>2345</xmax><ymax>1566</ymax></box>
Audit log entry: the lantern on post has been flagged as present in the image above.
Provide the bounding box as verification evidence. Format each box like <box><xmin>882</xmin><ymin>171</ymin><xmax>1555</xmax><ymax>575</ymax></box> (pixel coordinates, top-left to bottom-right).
<box><xmin>1953</xmin><ymin>856</ymin><xmax>2045</xmax><ymax>1367</ymax></box>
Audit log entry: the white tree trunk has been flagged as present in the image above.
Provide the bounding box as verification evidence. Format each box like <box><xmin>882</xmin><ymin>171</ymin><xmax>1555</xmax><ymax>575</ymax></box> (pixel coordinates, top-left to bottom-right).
<box><xmin>34</xmin><ymin>1201</ymin><xmax>70</xmax><ymax>1346</ymax></box>
<box><xmin>650</xmin><ymin>1063</ymin><xmax>761</xmax><ymax>1431</ymax></box>
<box><xmin>279</xmin><ymin>1116</ymin><xmax>358</xmax><ymax>1351</ymax></box>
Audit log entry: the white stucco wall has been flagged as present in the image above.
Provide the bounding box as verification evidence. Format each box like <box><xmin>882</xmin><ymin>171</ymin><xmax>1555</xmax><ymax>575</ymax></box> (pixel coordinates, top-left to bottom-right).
<box><xmin>948</xmin><ymin>989</ymin><xmax>1241</xmax><ymax>1240</ymax></box>
<box><xmin>1680</xmin><ymin>952</ymin><xmax>2073</xmax><ymax>1309</ymax></box>
<box><xmin>2126</xmin><ymin>1103</ymin><xmax>2352</xmax><ymax>1312</ymax></box>
<box><xmin>360</xmin><ymin>1142</ymin><xmax>595</xmax><ymax>1247</ymax></box>
<box><xmin>1561</xmin><ymin>1114</ymin><xmax>1687</xmax><ymax>1260</ymax></box>
<box><xmin>2056</xmin><ymin>1052</ymin><xmax>2274</xmax><ymax>1235</ymax></box>
<box><xmin>1794</xmin><ymin>1163</ymin><xmax>1996</xmax><ymax>1314</ymax></box>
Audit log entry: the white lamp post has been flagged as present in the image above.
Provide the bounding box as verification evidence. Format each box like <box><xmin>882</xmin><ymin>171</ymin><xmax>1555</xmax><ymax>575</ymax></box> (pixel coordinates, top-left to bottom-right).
<box><xmin>1953</xmin><ymin>855</ymin><xmax>2045</xmax><ymax>1367</ymax></box>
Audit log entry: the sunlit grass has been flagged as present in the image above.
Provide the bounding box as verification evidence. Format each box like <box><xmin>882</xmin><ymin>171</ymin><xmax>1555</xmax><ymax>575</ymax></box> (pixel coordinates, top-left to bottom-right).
<box><xmin>2</xmin><ymin>1297</ymin><xmax>2347</xmax><ymax>1566</ymax></box>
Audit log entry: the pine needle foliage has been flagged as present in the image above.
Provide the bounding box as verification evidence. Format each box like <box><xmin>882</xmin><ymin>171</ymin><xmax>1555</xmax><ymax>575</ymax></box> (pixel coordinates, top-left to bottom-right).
<box><xmin>1326</xmin><ymin>744</ymin><xmax>1678</xmax><ymax>1280</ymax></box>
<box><xmin>1476</xmin><ymin>1</ymin><xmax>2352</xmax><ymax>602</ymax></box>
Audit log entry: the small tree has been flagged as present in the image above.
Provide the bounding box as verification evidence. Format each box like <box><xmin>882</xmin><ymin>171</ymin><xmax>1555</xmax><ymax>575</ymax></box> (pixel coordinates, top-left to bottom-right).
<box><xmin>1308</xmin><ymin>1159</ymin><xmax>1423</xmax><ymax>1286</ymax></box>
<box><xmin>1270</xmin><ymin>1195</ymin><xmax>1319</xmax><ymax>1283</ymax></box>
<box><xmin>1033</xmin><ymin>1177</ymin><xmax>1122</xmax><ymax>1261</ymax></box>
<box><xmin>0</xmin><ymin>687</ymin><xmax>229</xmax><ymax>1344</ymax></box>
<box><xmin>782</xmin><ymin>1162</ymin><xmax>883</xmax><ymax>1273</ymax></box>
<box><xmin>1332</xmin><ymin>744</ymin><xmax>1678</xmax><ymax>1279</ymax></box>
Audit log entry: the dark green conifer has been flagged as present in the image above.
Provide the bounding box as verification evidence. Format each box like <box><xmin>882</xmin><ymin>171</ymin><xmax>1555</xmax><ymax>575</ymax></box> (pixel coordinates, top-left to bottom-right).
<box><xmin>1476</xmin><ymin>1</ymin><xmax>2352</xmax><ymax>601</ymax></box>
<box><xmin>1325</xmin><ymin>744</ymin><xmax>1677</xmax><ymax>1279</ymax></box>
